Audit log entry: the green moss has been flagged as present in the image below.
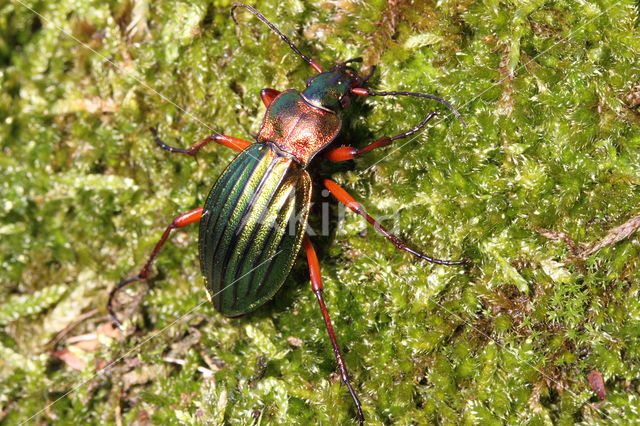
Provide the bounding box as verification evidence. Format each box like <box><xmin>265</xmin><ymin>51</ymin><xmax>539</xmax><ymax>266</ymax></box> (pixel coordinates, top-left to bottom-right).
<box><xmin>2</xmin><ymin>0</ymin><xmax>640</xmax><ymax>423</ymax></box>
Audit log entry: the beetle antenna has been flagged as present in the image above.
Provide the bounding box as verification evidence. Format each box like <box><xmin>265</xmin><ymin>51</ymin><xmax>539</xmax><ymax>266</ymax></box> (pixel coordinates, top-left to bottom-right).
<box><xmin>231</xmin><ymin>3</ymin><xmax>323</xmax><ymax>73</ymax></box>
<box><xmin>351</xmin><ymin>88</ymin><xmax>467</xmax><ymax>127</ymax></box>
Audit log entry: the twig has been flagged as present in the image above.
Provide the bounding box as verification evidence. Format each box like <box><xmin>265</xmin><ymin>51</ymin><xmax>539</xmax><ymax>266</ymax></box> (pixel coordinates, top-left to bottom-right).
<box><xmin>535</xmin><ymin>212</ymin><xmax>640</xmax><ymax>261</ymax></box>
<box><xmin>577</xmin><ymin>213</ymin><xmax>640</xmax><ymax>259</ymax></box>
<box><xmin>534</xmin><ymin>227</ymin><xmax>579</xmax><ymax>256</ymax></box>
<box><xmin>48</xmin><ymin>309</ymin><xmax>99</xmax><ymax>350</ymax></box>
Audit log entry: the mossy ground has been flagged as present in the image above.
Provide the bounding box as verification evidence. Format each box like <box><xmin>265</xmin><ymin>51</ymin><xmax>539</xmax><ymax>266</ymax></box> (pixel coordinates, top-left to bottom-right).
<box><xmin>2</xmin><ymin>0</ymin><xmax>640</xmax><ymax>424</ymax></box>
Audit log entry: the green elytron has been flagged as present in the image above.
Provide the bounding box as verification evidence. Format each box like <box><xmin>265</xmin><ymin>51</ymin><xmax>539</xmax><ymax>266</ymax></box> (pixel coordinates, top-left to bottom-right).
<box><xmin>108</xmin><ymin>3</ymin><xmax>467</xmax><ymax>423</ymax></box>
<box><xmin>199</xmin><ymin>143</ymin><xmax>310</xmax><ymax>316</ymax></box>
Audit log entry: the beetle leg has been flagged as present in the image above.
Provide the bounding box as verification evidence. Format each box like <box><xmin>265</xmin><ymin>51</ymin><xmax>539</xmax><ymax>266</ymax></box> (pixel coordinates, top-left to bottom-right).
<box><xmin>303</xmin><ymin>235</ymin><xmax>364</xmax><ymax>425</ymax></box>
<box><xmin>260</xmin><ymin>88</ymin><xmax>281</xmax><ymax>107</ymax></box>
<box><xmin>323</xmin><ymin>112</ymin><xmax>436</xmax><ymax>162</ymax></box>
<box><xmin>351</xmin><ymin>87</ymin><xmax>467</xmax><ymax>127</ymax></box>
<box><xmin>108</xmin><ymin>207</ymin><xmax>204</xmax><ymax>328</ymax></box>
<box><xmin>323</xmin><ymin>179</ymin><xmax>468</xmax><ymax>265</ymax></box>
<box><xmin>150</xmin><ymin>127</ymin><xmax>252</xmax><ymax>158</ymax></box>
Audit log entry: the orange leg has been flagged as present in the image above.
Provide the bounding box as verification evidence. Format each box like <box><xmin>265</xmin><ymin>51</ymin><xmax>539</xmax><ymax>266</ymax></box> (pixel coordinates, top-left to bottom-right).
<box><xmin>324</xmin><ymin>112</ymin><xmax>436</xmax><ymax>162</ymax></box>
<box><xmin>150</xmin><ymin>128</ymin><xmax>252</xmax><ymax>158</ymax></box>
<box><xmin>108</xmin><ymin>207</ymin><xmax>203</xmax><ymax>327</ymax></box>
<box><xmin>323</xmin><ymin>179</ymin><xmax>467</xmax><ymax>265</ymax></box>
<box><xmin>324</xmin><ymin>136</ymin><xmax>392</xmax><ymax>162</ymax></box>
<box><xmin>260</xmin><ymin>88</ymin><xmax>281</xmax><ymax>107</ymax></box>
<box><xmin>303</xmin><ymin>235</ymin><xmax>364</xmax><ymax>424</ymax></box>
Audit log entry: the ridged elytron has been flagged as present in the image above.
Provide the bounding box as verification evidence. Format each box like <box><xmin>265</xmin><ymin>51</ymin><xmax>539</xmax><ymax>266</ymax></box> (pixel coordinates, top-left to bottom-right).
<box><xmin>108</xmin><ymin>3</ymin><xmax>468</xmax><ymax>424</ymax></box>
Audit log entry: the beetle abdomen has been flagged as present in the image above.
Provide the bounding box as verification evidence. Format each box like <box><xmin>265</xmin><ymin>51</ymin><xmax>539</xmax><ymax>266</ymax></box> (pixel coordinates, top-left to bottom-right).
<box><xmin>199</xmin><ymin>143</ymin><xmax>311</xmax><ymax>316</ymax></box>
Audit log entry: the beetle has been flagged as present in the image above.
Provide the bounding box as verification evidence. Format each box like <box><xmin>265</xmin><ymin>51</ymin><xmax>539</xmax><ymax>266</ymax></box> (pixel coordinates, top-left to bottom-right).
<box><xmin>108</xmin><ymin>3</ymin><xmax>467</xmax><ymax>423</ymax></box>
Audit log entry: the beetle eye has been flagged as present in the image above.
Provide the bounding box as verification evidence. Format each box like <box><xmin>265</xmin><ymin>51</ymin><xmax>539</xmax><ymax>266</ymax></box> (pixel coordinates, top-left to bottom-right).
<box><xmin>340</xmin><ymin>95</ymin><xmax>351</xmax><ymax>109</ymax></box>
<box><xmin>306</xmin><ymin>76</ymin><xmax>314</xmax><ymax>87</ymax></box>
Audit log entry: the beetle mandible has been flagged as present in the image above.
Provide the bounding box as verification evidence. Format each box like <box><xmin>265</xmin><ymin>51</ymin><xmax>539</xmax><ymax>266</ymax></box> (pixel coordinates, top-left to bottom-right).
<box><xmin>108</xmin><ymin>3</ymin><xmax>468</xmax><ymax>423</ymax></box>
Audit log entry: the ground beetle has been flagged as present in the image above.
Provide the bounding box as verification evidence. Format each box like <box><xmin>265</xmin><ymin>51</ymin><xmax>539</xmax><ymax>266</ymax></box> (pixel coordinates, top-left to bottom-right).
<box><xmin>108</xmin><ymin>4</ymin><xmax>468</xmax><ymax>423</ymax></box>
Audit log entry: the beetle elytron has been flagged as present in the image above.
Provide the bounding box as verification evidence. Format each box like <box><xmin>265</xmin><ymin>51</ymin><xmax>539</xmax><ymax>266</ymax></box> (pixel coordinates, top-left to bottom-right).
<box><xmin>109</xmin><ymin>3</ymin><xmax>467</xmax><ymax>423</ymax></box>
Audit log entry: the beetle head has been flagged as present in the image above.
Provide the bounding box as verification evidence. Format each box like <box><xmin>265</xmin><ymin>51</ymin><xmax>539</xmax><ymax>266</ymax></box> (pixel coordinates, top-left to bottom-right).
<box><xmin>301</xmin><ymin>59</ymin><xmax>366</xmax><ymax>113</ymax></box>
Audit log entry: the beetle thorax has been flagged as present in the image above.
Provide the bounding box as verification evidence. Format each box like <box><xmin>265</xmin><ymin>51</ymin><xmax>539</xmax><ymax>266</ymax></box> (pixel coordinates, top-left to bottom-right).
<box><xmin>257</xmin><ymin>90</ymin><xmax>342</xmax><ymax>165</ymax></box>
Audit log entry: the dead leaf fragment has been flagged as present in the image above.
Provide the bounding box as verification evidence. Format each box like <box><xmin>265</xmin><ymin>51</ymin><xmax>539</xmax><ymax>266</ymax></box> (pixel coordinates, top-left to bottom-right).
<box><xmin>52</xmin><ymin>348</ymin><xmax>86</xmax><ymax>370</ymax></box>
<box><xmin>588</xmin><ymin>370</ymin><xmax>606</xmax><ymax>400</ymax></box>
<box><xmin>287</xmin><ymin>336</ymin><xmax>303</xmax><ymax>348</ymax></box>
